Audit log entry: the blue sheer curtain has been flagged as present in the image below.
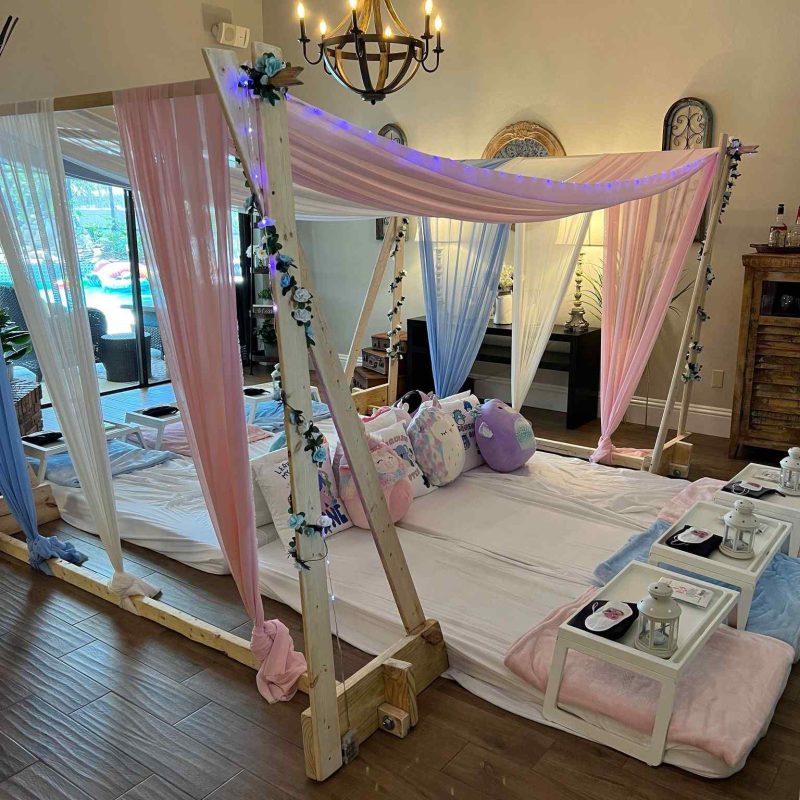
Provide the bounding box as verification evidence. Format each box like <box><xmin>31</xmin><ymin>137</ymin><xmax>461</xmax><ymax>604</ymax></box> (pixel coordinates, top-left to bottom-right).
<box><xmin>0</xmin><ymin>367</ymin><xmax>86</xmax><ymax>573</ymax></box>
<box><xmin>419</xmin><ymin>217</ymin><xmax>510</xmax><ymax>397</ymax></box>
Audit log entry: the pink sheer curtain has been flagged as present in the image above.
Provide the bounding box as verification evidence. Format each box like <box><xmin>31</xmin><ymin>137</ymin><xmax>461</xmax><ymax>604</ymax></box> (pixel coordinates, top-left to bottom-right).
<box><xmin>589</xmin><ymin>158</ymin><xmax>717</xmax><ymax>464</ymax></box>
<box><xmin>115</xmin><ymin>85</ymin><xmax>305</xmax><ymax>702</ymax></box>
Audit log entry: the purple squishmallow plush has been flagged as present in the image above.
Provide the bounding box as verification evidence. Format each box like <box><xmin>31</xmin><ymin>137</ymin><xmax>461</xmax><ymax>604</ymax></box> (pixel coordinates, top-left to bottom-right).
<box><xmin>476</xmin><ymin>400</ymin><xmax>536</xmax><ymax>472</ymax></box>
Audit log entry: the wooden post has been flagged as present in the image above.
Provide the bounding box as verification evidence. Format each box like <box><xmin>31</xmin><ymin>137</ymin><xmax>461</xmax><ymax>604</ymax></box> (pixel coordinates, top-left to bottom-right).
<box><xmin>345</xmin><ymin>217</ymin><xmax>398</xmax><ymax>382</ymax></box>
<box><xmin>387</xmin><ymin>223</ymin><xmax>406</xmax><ymax>403</ymax></box>
<box><xmin>649</xmin><ymin>135</ymin><xmax>730</xmax><ymax>474</ymax></box>
<box><xmin>204</xmin><ymin>44</ymin><xmax>342</xmax><ymax>781</ymax></box>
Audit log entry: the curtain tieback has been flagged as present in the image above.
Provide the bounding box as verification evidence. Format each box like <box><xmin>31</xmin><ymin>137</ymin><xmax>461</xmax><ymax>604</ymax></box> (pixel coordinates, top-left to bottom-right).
<box><xmin>109</xmin><ymin>571</ymin><xmax>160</xmax><ymax>602</ymax></box>
<box><xmin>590</xmin><ymin>435</ymin><xmax>614</xmax><ymax>464</ymax></box>
<box><xmin>27</xmin><ymin>535</ymin><xmax>88</xmax><ymax>575</ymax></box>
<box><xmin>251</xmin><ymin>619</ymin><xmax>307</xmax><ymax>703</ymax></box>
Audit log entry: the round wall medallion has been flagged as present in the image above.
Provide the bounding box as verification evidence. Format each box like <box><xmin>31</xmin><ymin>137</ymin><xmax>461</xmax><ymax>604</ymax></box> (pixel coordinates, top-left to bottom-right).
<box><xmin>482</xmin><ymin>121</ymin><xmax>565</xmax><ymax>159</ymax></box>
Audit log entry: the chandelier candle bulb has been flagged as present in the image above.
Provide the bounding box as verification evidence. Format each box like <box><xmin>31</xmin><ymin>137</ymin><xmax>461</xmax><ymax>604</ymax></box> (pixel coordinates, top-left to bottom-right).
<box><xmin>319</xmin><ymin>19</ymin><xmax>327</xmax><ymax>36</ymax></box>
<box><xmin>384</xmin><ymin>25</ymin><xmax>392</xmax><ymax>37</ymax></box>
<box><xmin>297</xmin><ymin>3</ymin><xmax>307</xmax><ymax>41</ymax></box>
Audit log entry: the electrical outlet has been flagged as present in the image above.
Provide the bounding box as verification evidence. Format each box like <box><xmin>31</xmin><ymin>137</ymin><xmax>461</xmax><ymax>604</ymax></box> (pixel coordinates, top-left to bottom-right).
<box><xmin>711</xmin><ymin>369</ymin><xmax>724</xmax><ymax>389</ymax></box>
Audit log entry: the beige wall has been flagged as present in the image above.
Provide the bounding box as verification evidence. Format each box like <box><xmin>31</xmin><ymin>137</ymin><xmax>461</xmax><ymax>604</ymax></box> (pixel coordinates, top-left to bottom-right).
<box><xmin>0</xmin><ymin>0</ymin><xmax>263</xmax><ymax>103</ymax></box>
<box><xmin>263</xmin><ymin>0</ymin><xmax>800</xmax><ymax>411</ymax></box>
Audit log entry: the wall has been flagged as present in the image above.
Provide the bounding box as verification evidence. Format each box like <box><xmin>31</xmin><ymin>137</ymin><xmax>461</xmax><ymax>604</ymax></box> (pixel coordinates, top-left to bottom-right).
<box><xmin>0</xmin><ymin>0</ymin><xmax>263</xmax><ymax>103</ymax></box>
<box><xmin>264</xmin><ymin>0</ymin><xmax>800</xmax><ymax>418</ymax></box>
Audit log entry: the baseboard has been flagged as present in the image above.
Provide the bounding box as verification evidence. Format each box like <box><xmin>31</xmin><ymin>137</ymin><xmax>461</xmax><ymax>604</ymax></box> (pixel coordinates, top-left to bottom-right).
<box><xmin>471</xmin><ymin>367</ymin><xmax>732</xmax><ymax>439</ymax></box>
<box><xmin>624</xmin><ymin>396</ymin><xmax>731</xmax><ymax>439</ymax></box>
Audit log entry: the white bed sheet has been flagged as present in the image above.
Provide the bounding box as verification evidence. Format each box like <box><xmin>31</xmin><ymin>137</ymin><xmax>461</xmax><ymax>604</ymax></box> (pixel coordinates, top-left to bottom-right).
<box><xmin>51</xmin><ymin>453</ymin><xmax>275</xmax><ymax>574</ymax></box>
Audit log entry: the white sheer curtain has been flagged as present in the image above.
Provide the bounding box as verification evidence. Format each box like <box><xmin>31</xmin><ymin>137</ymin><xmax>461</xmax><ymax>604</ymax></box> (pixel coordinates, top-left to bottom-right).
<box><xmin>510</xmin><ymin>215</ymin><xmax>590</xmax><ymax>410</ymax></box>
<box><xmin>0</xmin><ymin>99</ymin><xmax>158</xmax><ymax>605</ymax></box>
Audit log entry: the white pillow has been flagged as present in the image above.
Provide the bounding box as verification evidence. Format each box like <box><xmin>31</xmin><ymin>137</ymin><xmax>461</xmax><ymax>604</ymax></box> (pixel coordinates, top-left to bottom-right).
<box><xmin>371</xmin><ymin>421</ymin><xmax>436</xmax><ymax>498</ymax></box>
<box><xmin>425</xmin><ymin>393</ymin><xmax>483</xmax><ymax>472</ymax></box>
<box><xmin>364</xmin><ymin>409</ymin><xmax>399</xmax><ymax>433</ymax></box>
<box><xmin>253</xmin><ymin>444</ymin><xmax>352</xmax><ymax>547</ymax></box>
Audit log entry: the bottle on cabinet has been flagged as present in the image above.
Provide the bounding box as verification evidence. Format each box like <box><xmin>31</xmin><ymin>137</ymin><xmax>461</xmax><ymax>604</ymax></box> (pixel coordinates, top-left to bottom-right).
<box><xmin>769</xmin><ymin>203</ymin><xmax>788</xmax><ymax>247</ymax></box>
<box><xmin>788</xmin><ymin>206</ymin><xmax>800</xmax><ymax>248</ymax></box>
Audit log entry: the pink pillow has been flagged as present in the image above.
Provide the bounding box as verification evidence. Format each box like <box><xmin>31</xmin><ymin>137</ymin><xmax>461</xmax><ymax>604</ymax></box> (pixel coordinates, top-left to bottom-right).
<box><xmin>338</xmin><ymin>435</ymin><xmax>413</xmax><ymax>528</ymax></box>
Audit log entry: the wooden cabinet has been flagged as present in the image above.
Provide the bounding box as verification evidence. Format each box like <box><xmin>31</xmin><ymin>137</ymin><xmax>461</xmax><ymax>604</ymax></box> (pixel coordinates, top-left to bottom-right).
<box><xmin>730</xmin><ymin>253</ymin><xmax>800</xmax><ymax>457</ymax></box>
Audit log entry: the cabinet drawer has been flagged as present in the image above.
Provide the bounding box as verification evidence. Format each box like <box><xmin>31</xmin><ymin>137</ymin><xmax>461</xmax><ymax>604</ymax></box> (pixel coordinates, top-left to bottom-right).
<box><xmin>752</xmin><ymin>382</ymin><xmax>800</xmax><ymax>399</ymax></box>
<box><xmin>750</xmin><ymin>394</ymin><xmax>800</xmax><ymax>413</ymax></box>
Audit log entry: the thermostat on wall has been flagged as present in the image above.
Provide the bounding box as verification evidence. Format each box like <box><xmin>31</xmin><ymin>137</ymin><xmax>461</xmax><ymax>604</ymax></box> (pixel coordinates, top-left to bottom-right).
<box><xmin>212</xmin><ymin>22</ymin><xmax>251</xmax><ymax>49</ymax></box>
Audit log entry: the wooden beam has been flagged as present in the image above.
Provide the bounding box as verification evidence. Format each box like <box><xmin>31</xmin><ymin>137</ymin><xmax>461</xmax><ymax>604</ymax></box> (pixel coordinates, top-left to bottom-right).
<box><xmin>535</xmin><ymin>437</ymin><xmax>648</xmax><ymax>471</ymax></box>
<box><xmin>351</xmin><ymin>383</ymin><xmax>389</xmax><ymax>414</ymax></box>
<box><xmin>204</xmin><ymin>44</ymin><xmax>342</xmax><ymax>781</ymax></box>
<box><xmin>301</xmin><ymin>619</ymin><xmax>447</xmax><ymax>751</ymax></box>
<box><xmin>345</xmin><ymin>218</ymin><xmax>398</xmax><ymax>383</ymax></box>
<box><xmin>297</xmin><ymin>251</ymin><xmax>427</xmax><ymax>636</ymax></box>
<box><xmin>387</xmin><ymin>225</ymin><xmax>405</xmax><ymax>404</ymax></box>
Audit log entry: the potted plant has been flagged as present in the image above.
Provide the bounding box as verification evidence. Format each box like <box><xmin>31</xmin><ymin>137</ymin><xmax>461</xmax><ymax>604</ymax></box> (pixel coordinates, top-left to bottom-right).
<box><xmin>494</xmin><ymin>264</ymin><xmax>514</xmax><ymax>325</ymax></box>
<box><xmin>0</xmin><ymin>307</ymin><xmax>32</xmax><ymax>382</ymax></box>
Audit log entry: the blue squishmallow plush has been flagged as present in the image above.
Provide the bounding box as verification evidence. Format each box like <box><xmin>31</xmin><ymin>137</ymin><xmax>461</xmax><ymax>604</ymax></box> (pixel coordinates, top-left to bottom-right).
<box><xmin>475</xmin><ymin>399</ymin><xmax>536</xmax><ymax>472</ymax></box>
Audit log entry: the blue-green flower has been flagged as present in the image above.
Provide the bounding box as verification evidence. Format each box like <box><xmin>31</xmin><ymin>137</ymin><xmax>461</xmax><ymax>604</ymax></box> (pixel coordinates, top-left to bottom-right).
<box><xmin>264</xmin><ymin>54</ymin><xmax>285</xmax><ymax>77</ymax></box>
<box><xmin>312</xmin><ymin>446</ymin><xmax>326</xmax><ymax>464</ymax></box>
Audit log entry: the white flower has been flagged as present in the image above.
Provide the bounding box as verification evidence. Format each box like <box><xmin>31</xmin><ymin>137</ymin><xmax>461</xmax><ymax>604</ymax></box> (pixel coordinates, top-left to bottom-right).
<box><xmin>318</xmin><ymin>514</ymin><xmax>333</xmax><ymax>529</ymax></box>
<box><xmin>293</xmin><ymin>287</ymin><xmax>312</xmax><ymax>303</ymax></box>
<box><xmin>292</xmin><ymin>308</ymin><xmax>312</xmax><ymax>323</ymax></box>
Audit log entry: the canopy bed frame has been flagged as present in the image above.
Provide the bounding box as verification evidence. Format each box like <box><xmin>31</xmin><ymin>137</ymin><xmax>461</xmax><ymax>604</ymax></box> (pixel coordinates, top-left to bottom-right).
<box><xmin>0</xmin><ymin>39</ymin><xmax>755</xmax><ymax>784</ymax></box>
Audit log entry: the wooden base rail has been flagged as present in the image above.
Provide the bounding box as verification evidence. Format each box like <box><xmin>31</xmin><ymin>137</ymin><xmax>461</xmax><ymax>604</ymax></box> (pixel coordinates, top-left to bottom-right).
<box><xmin>0</xmin><ymin>527</ymin><xmax>448</xmax><ymax>781</ymax></box>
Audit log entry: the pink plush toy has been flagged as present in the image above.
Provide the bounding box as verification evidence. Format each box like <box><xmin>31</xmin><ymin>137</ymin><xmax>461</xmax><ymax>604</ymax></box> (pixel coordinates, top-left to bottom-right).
<box><xmin>338</xmin><ymin>435</ymin><xmax>413</xmax><ymax>528</ymax></box>
<box><xmin>476</xmin><ymin>399</ymin><xmax>537</xmax><ymax>472</ymax></box>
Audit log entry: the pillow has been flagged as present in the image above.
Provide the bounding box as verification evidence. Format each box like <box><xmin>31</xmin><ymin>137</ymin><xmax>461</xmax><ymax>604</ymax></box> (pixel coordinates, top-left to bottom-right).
<box><xmin>333</xmin><ymin>409</ymin><xmax>403</xmax><ymax>486</ymax></box>
<box><xmin>476</xmin><ymin>399</ymin><xmax>537</xmax><ymax>472</ymax></box>
<box><xmin>253</xmin><ymin>443</ymin><xmax>352</xmax><ymax>547</ymax></box>
<box><xmin>407</xmin><ymin>405</ymin><xmax>464</xmax><ymax>486</ymax></box>
<box><xmin>394</xmin><ymin>389</ymin><xmax>432</xmax><ymax>416</ymax></box>
<box><xmin>365</xmin><ymin>405</ymin><xmax>412</xmax><ymax>429</ymax></box>
<box><xmin>338</xmin><ymin>435</ymin><xmax>413</xmax><ymax>528</ymax></box>
<box><xmin>371</xmin><ymin>421</ymin><xmax>436</xmax><ymax>498</ymax></box>
<box><xmin>429</xmin><ymin>393</ymin><xmax>483</xmax><ymax>472</ymax></box>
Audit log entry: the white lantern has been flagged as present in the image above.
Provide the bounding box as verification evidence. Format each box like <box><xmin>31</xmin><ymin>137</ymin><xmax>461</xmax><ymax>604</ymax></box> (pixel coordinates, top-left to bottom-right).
<box><xmin>779</xmin><ymin>447</ymin><xmax>800</xmax><ymax>496</ymax></box>
<box><xmin>720</xmin><ymin>498</ymin><xmax>759</xmax><ymax>560</ymax></box>
<box><xmin>271</xmin><ymin>363</ymin><xmax>281</xmax><ymax>400</ymax></box>
<box><xmin>635</xmin><ymin>580</ymin><xmax>681</xmax><ymax>658</ymax></box>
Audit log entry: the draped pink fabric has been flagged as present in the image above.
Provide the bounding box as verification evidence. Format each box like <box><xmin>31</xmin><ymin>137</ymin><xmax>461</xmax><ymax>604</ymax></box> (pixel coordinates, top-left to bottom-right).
<box><xmin>284</xmin><ymin>98</ymin><xmax>718</xmax><ymax>222</ymax></box>
<box><xmin>589</xmin><ymin>158</ymin><xmax>717</xmax><ymax>464</ymax></box>
<box><xmin>114</xmin><ymin>85</ymin><xmax>306</xmax><ymax>702</ymax></box>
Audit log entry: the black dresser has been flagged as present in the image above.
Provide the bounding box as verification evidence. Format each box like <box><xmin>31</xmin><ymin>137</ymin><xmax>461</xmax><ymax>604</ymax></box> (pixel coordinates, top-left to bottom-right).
<box><xmin>406</xmin><ymin>316</ymin><xmax>601</xmax><ymax>429</ymax></box>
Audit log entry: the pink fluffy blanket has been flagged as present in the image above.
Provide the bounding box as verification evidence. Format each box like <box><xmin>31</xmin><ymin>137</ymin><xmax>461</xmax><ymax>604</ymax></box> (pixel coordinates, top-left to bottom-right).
<box><xmin>657</xmin><ymin>477</ymin><xmax>725</xmax><ymax>524</ymax></box>
<box><xmin>136</xmin><ymin>422</ymin><xmax>271</xmax><ymax>457</ymax></box>
<box><xmin>504</xmin><ymin>589</ymin><xmax>792</xmax><ymax>767</ymax></box>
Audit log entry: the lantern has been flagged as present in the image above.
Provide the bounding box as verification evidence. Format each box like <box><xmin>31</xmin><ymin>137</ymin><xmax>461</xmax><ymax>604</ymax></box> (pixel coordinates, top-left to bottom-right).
<box><xmin>719</xmin><ymin>498</ymin><xmax>759</xmax><ymax>560</ymax></box>
<box><xmin>779</xmin><ymin>447</ymin><xmax>800</xmax><ymax>496</ymax></box>
<box><xmin>635</xmin><ymin>580</ymin><xmax>681</xmax><ymax>659</ymax></box>
<box><xmin>271</xmin><ymin>363</ymin><xmax>281</xmax><ymax>400</ymax></box>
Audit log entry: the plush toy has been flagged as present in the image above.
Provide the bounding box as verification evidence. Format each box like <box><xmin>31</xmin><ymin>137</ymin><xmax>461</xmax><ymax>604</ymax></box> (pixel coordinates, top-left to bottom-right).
<box><xmin>476</xmin><ymin>399</ymin><xmax>536</xmax><ymax>472</ymax></box>
<box><xmin>407</xmin><ymin>404</ymin><xmax>465</xmax><ymax>486</ymax></box>
<box><xmin>338</xmin><ymin>435</ymin><xmax>413</xmax><ymax>528</ymax></box>
<box><xmin>395</xmin><ymin>389</ymin><xmax>432</xmax><ymax>416</ymax></box>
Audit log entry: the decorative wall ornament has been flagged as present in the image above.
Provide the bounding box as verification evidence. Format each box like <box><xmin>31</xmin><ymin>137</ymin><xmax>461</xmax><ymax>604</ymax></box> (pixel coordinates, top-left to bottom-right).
<box><xmin>662</xmin><ymin>97</ymin><xmax>713</xmax><ymax>241</ymax></box>
<box><xmin>482</xmin><ymin>121</ymin><xmax>566</xmax><ymax>159</ymax></box>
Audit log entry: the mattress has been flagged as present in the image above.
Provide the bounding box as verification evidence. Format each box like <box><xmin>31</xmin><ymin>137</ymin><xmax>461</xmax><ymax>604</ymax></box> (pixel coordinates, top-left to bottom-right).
<box><xmin>255</xmin><ymin>514</ymin><xmax>761</xmax><ymax>780</ymax></box>
<box><xmin>51</xmin><ymin>453</ymin><xmax>275</xmax><ymax>574</ymax></box>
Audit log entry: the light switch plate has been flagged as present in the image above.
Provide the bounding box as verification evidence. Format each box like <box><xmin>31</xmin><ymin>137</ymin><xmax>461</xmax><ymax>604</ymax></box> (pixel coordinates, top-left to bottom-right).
<box><xmin>711</xmin><ymin>369</ymin><xmax>724</xmax><ymax>389</ymax></box>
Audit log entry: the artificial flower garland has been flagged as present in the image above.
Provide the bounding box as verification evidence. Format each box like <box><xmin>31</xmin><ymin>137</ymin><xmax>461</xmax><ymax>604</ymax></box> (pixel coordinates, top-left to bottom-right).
<box><xmin>680</xmin><ymin>139</ymin><xmax>743</xmax><ymax>384</ymax></box>
<box><xmin>385</xmin><ymin>219</ymin><xmax>410</xmax><ymax>362</ymax></box>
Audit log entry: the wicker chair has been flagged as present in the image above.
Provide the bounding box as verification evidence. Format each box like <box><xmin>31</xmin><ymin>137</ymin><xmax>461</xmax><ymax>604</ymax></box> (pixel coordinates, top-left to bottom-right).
<box><xmin>0</xmin><ymin>285</ymin><xmax>108</xmax><ymax>380</ymax></box>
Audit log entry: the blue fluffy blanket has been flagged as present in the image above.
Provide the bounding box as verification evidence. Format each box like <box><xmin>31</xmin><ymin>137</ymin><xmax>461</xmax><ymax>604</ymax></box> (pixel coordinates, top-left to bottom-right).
<box><xmin>594</xmin><ymin>518</ymin><xmax>800</xmax><ymax>659</ymax></box>
<box><xmin>36</xmin><ymin>439</ymin><xmax>177</xmax><ymax>488</ymax></box>
<box><xmin>251</xmin><ymin>399</ymin><xmax>331</xmax><ymax>431</ymax></box>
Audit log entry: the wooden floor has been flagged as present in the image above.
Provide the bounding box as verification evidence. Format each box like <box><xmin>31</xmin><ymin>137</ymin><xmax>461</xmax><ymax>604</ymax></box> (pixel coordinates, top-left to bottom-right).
<box><xmin>4</xmin><ymin>387</ymin><xmax>796</xmax><ymax>799</ymax></box>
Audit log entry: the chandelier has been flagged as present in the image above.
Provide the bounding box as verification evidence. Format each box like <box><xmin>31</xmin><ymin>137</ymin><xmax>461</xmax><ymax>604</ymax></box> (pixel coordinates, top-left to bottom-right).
<box><xmin>296</xmin><ymin>0</ymin><xmax>443</xmax><ymax>104</ymax></box>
